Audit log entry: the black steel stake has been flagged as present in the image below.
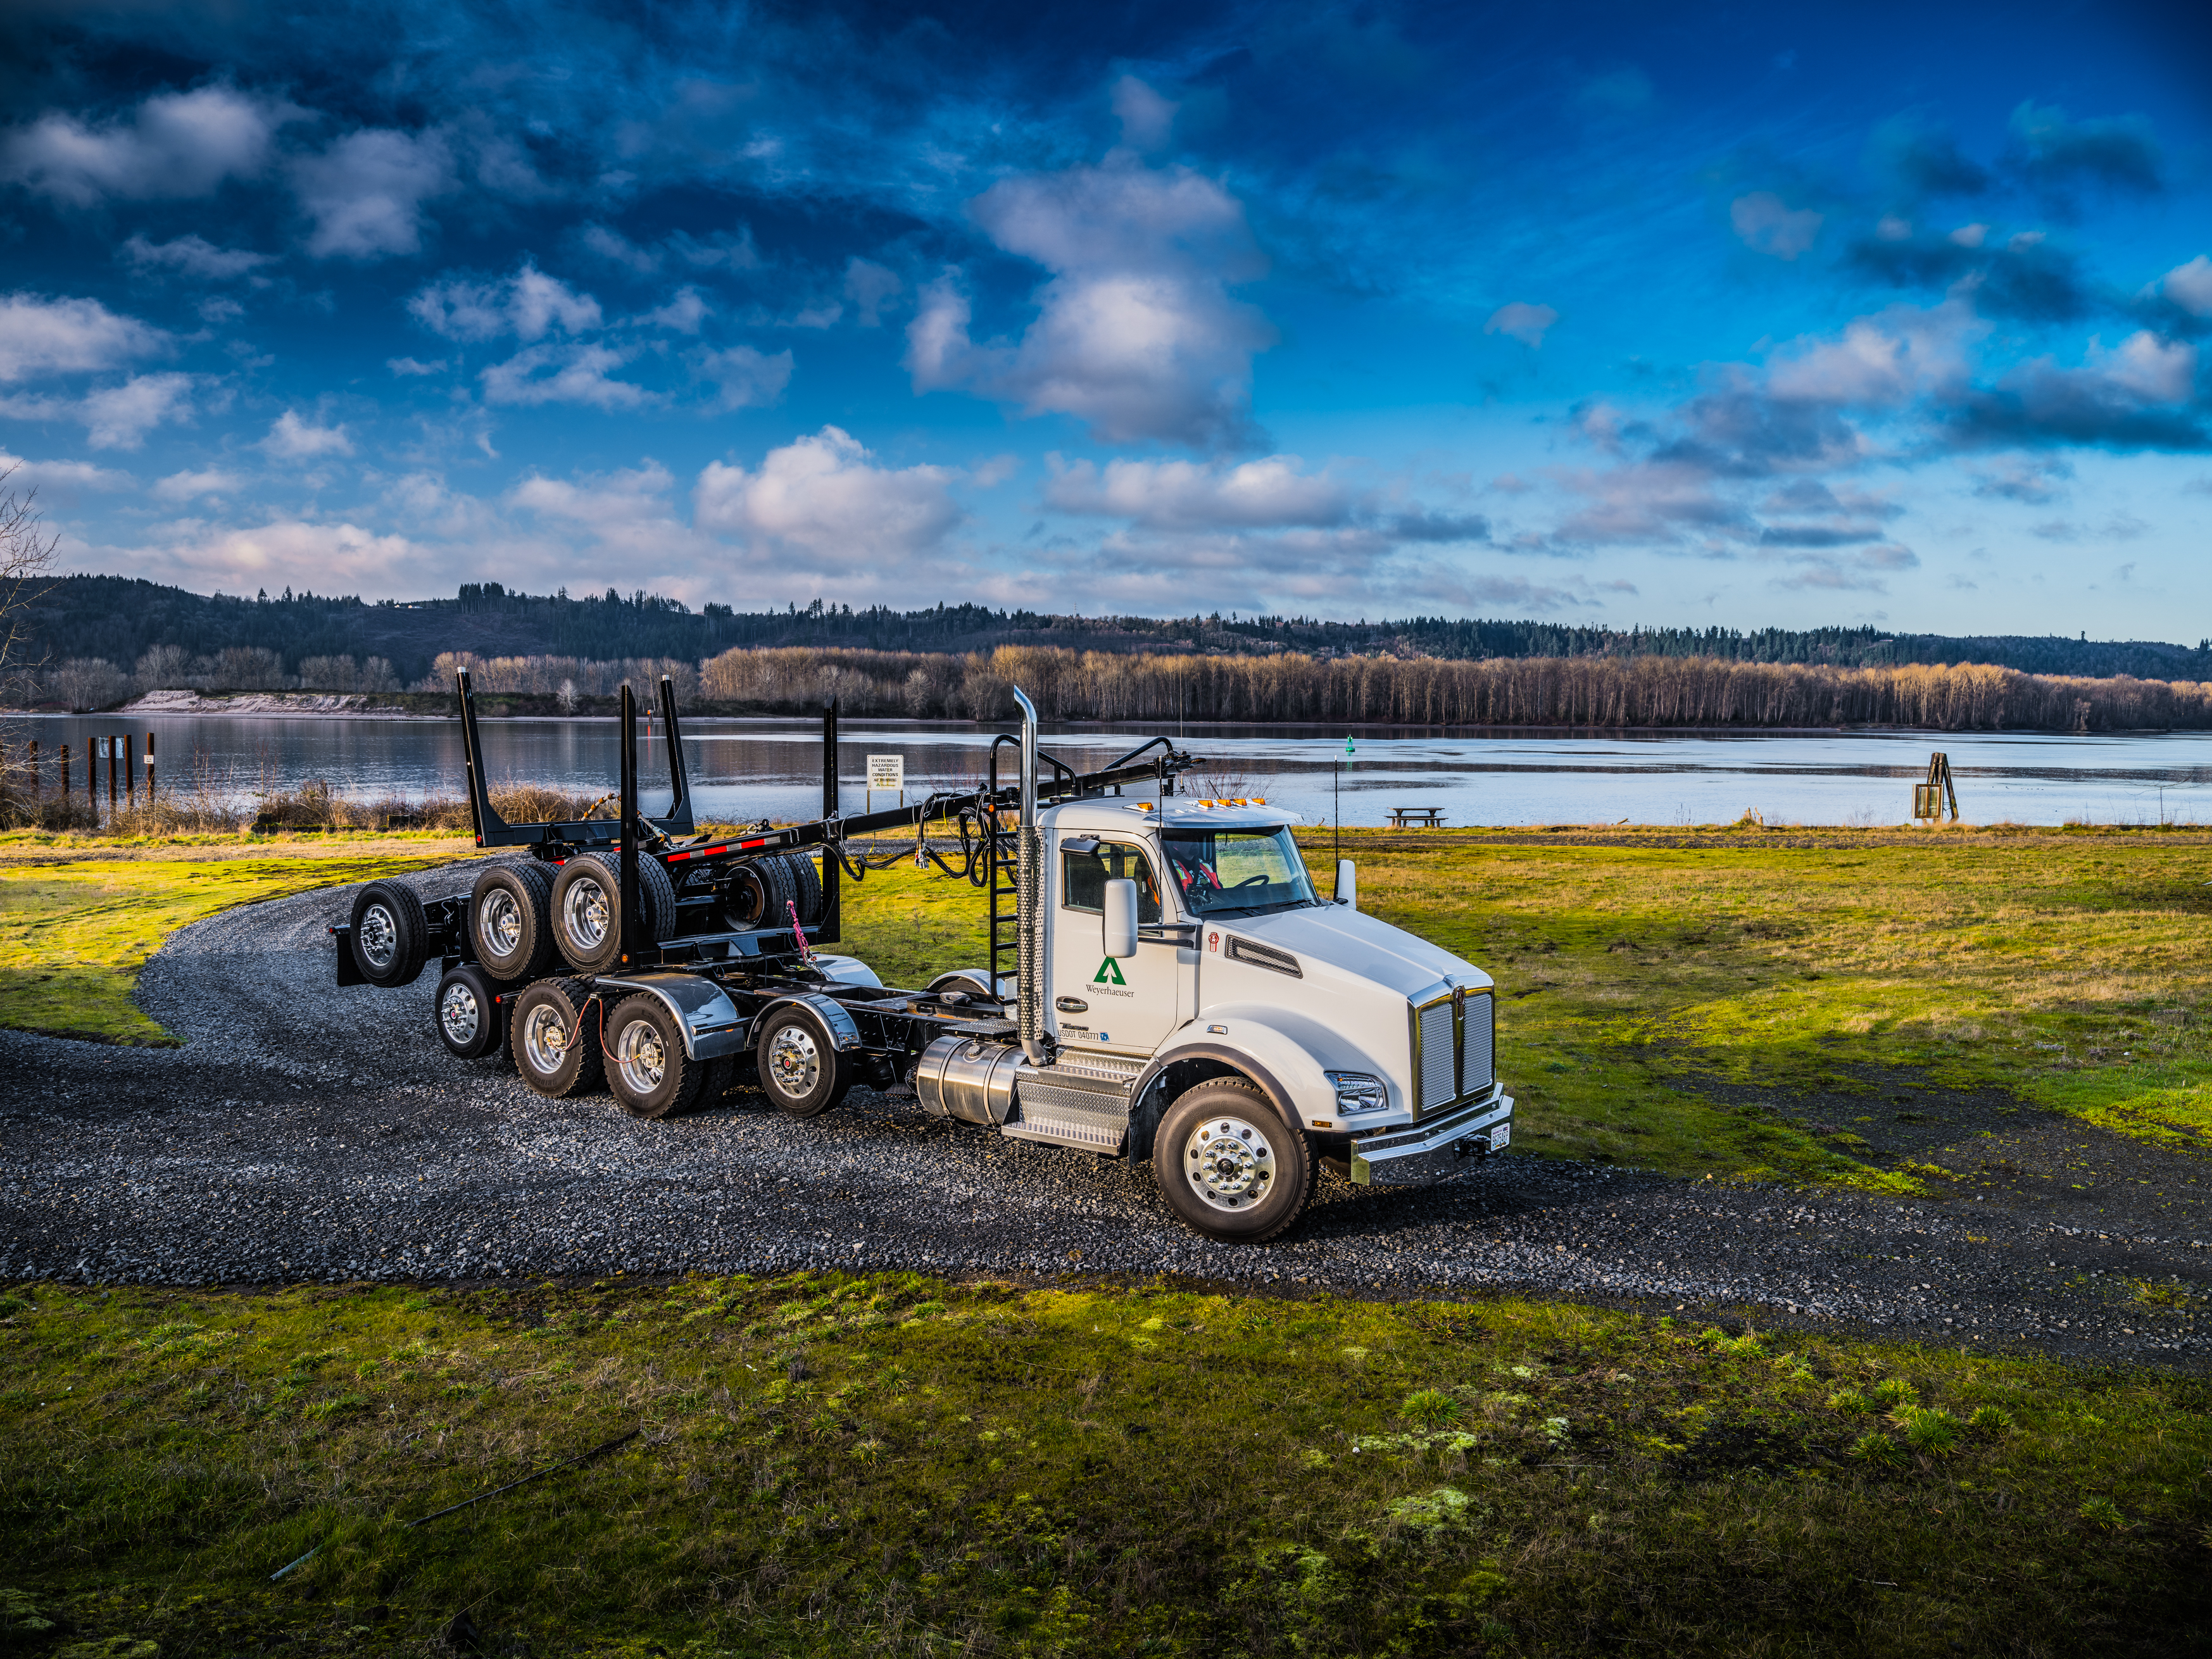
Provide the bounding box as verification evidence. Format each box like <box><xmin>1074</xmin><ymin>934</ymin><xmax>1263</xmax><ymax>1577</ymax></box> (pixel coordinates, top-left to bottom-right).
<box><xmin>821</xmin><ymin>696</ymin><xmax>840</xmax><ymax>944</ymax></box>
<box><xmin>619</xmin><ymin>682</ymin><xmax>639</xmax><ymax>965</ymax></box>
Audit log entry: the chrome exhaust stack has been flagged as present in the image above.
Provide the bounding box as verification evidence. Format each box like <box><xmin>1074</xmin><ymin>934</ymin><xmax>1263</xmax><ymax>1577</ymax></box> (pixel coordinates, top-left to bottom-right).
<box><xmin>1012</xmin><ymin>687</ymin><xmax>1046</xmax><ymax>1067</ymax></box>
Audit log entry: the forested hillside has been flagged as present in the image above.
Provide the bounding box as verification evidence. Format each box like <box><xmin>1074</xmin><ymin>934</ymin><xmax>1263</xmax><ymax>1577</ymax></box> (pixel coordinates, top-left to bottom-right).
<box><xmin>22</xmin><ymin>575</ymin><xmax>2212</xmax><ymax>686</ymax></box>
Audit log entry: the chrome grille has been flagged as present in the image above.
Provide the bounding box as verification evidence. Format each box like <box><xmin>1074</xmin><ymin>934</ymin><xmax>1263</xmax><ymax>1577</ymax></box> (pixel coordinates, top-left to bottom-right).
<box><xmin>1466</xmin><ymin>992</ymin><xmax>1493</xmax><ymax>1091</ymax></box>
<box><xmin>1417</xmin><ymin>999</ymin><xmax>1457</xmax><ymax>1111</ymax></box>
<box><xmin>1411</xmin><ymin>988</ymin><xmax>1495</xmax><ymax>1115</ymax></box>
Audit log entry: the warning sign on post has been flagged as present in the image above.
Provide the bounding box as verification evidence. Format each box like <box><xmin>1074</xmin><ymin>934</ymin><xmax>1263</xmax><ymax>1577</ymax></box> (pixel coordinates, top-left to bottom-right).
<box><xmin>865</xmin><ymin>753</ymin><xmax>905</xmax><ymax>810</ymax></box>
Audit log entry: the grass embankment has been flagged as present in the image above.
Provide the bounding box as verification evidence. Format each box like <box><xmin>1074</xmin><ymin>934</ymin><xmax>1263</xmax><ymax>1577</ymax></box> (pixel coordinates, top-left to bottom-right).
<box><xmin>1</xmin><ymin>1275</ymin><xmax>2205</xmax><ymax>1656</ymax></box>
<box><xmin>0</xmin><ymin>830</ymin><xmax>470</xmax><ymax>1044</ymax></box>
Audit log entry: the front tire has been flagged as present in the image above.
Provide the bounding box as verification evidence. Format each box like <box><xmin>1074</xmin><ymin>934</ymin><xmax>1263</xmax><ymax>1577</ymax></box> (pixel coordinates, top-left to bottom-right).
<box><xmin>1152</xmin><ymin>1079</ymin><xmax>1314</xmax><ymax>1243</ymax></box>
<box><xmin>754</xmin><ymin>1004</ymin><xmax>851</xmax><ymax>1117</ymax></box>
<box><xmin>603</xmin><ymin>993</ymin><xmax>707</xmax><ymax>1119</ymax></box>
<box><xmin>510</xmin><ymin>979</ymin><xmax>605</xmax><ymax>1098</ymax></box>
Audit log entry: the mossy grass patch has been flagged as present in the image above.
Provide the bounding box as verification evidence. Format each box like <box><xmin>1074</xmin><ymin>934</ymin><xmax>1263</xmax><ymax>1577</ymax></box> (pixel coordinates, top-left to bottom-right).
<box><xmin>1</xmin><ymin>1275</ymin><xmax>2205</xmax><ymax>1654</ymax></box>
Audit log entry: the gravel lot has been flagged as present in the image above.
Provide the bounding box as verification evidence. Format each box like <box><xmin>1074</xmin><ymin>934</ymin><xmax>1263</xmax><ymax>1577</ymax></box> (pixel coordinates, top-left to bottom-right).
<box><xmin>3</xmin><ymin>861</ymin><xmax>2206</xmax><ymax>1368</ymax></box>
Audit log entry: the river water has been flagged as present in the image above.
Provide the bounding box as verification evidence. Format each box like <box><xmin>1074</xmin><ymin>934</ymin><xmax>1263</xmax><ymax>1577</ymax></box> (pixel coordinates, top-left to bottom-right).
<box><xmin>15</xmin><ymin>713</ymin><xmax>2212</xmax><ymax>828</ymax></box>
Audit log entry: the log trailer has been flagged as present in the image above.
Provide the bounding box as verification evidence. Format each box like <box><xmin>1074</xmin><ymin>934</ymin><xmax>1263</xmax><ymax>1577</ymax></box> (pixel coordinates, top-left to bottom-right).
<box><xmin>330</xmin><ymin>672</ymin><xmax>1514</xmax><ymax>1242</ymax></box>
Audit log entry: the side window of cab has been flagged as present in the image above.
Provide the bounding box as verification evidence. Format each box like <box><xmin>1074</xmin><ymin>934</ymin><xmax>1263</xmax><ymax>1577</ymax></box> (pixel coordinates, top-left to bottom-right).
<box><xmin>1060</xmin><ymin>840</ymin><xmax>1163</xmax><ymax>923</ymax></box>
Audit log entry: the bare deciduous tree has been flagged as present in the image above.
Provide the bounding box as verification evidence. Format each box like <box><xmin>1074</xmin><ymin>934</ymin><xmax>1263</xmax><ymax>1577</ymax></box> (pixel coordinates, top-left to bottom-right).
<box><xmin>1</xmin><ymin>466</ymin><xmax>59</xmax><ymax>707</ymax></box>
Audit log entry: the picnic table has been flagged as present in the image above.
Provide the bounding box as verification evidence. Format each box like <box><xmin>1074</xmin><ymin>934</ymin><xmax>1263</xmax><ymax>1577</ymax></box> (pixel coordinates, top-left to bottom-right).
<box><xmin>1388</xmin><ymin>806</ymin><xmax>1446</xmax><ymax>829</ymax></box>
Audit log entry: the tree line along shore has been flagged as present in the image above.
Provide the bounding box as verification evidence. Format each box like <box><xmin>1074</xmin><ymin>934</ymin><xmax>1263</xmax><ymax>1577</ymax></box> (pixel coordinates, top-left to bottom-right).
<box><xmin>19</xmin><ymin>642</ymin><xmax>2212</xmax><ymax>732</ymax></box>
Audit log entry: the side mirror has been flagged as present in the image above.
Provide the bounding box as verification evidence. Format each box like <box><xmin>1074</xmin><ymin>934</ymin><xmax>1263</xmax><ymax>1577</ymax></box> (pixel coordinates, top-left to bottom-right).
<box><xmin>1103</xmin><ymin>878</ymin><xmax>1139</xmax><ymax>958</ymax></box>
<box><xmin>1335</xmin><ymin>858</ymin><xmax>1357</xmax><ymax>909</ymax></box>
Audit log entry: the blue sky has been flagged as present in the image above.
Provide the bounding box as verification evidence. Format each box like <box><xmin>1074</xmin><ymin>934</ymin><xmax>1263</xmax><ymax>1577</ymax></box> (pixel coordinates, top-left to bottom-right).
<box><xmin>1</xmin><ymin>0</ymin><xmax>2207</xmax><ymax>634</ymax></box>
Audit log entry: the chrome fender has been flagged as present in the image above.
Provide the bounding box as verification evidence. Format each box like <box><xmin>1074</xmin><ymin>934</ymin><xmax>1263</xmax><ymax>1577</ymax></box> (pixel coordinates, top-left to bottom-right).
<box><xmin>590</xmin><ymin>970</ymin><xmax>750</xmax><ymax>1060</ymax></box>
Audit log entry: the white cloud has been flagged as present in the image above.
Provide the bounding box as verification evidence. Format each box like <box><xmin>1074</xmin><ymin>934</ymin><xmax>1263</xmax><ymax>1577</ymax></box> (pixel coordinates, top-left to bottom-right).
<box><xmin>2091</xmin><ymin>330</ymin><xmax>2197</xmax><ymax>404</ymax></box>
<box><xmin>581</xmin><ymin>222</ymin><xmax>663</xmax><ymax>274</ymax></box>
<box><xmin>510</xmin><ymin>461</ymin><xmax>695</xmax><ymax>554</ymax></box>
<box><xmin>481</xmin><ymin>342</ymin><xmax>647</xmax><ymax>409</ymax></box>
<box><xmin>0</xmin><ymin>449</ymin><xmax>134</xmax><ymax>503</ymax></box>
<box><xmin>1949</xmin><ymin>223</ymin><xmax>1987</xmax><ymax>248</ymax></box>
<box><xmin>907</xmin><ymin>155</ymin><xmax>1275</xmax><ymax>448</ymax></box>
<box><xmin>153</xmin><ymin>466</ymin><xmax>243</xmax><ymax>502</ymax></box>
<box><xmin>1730</xmin><ymin>191</ymin><xmax>1823</xmax><ymax>260</ymax></box>
<box><xmin>260</xmin><ymin>409</ymin><xmax>353</xmax><ymax>459</ymax></box>
<box><xmin>843</xmin><ymin>258</ymin><xmax>902</xmax><ymax>327</ymax></box>
<box><xmin>1764</xmin><ymin>299</ymin><xmax>1982</xmax><ymax>406</ymax></box>
<box><xmin>122</xmin><ymin>233</ymin><xmax>278</xmax><ymax>281</ymax></box>
<box><xmin>292</xmin><ymin>128</ymin><xmax>454</xmax><ymax>259</ymax></box>
<box><xmin>410</xmin><ymin>261</ymin><xmax>601</xmax><ymax>341</ymax></box>
<box><xmin>387</xmin><ymin>356</ymin><xmax>448</xmax><ymax>376</ymax></box>
<box><xmin>696</xmin><ymin>344</ymin><xmax>792</xmax><ymax>410</ymax></box>
<box><xmin>2158</xmin><ymin>254</ymin><xmax>2212</xmax><ymax>318</ymax></box>
<box><xmin>1112</xmin><ymin>75</ymin><xmax>1179</xmax><ymax>152</ymax></box>
<box><xmin>83</xmin><ymin>373</ymin><xmax>194</xmax><ymax>449</ymax></box>
<box><xmin>1485</xmin><ymin>302</ymin><xmax>1559</xmax><ymax>347</ymax></box>
<box><xmin>116</xmin><ymin>517</ymin><xmax>429</xmax><ymax>591</ymax></box>
<box><xmin>693</xmin><ymin>426</ymin><xmax>958</xmax><ymax>565</ymax></box>
<box><xmin>667</xmin><ymin>227</ymin><xmax>760</xmax><ymax>270</ymax></box>
<box><xmin>0</xmin><ymin>293</ymin><xmax>167</xmax><ymax>382</ymax></box>
<box><xmin>1043</xmin><ymin>454</ymin><xmax>1351</xmax><ymax>529</ymax></box>
<box><xmin>2</xmin><ymin>87</ymin><xmax>294</xmax><ymax>206</ymax></box>
<box><xmin>641</xmin><ymin>289</ymin><xmax>710</xmax><ymax>333</ymax></box>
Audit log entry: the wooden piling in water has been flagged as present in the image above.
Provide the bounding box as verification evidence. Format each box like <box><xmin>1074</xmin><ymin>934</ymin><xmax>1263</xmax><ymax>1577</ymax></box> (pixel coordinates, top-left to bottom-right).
<box><xmin>124</xmin><ymin>734</ymin><xmax>135</xmax><ymax>807</ymax></box>
<box><xmin>146</xmin><ymin>730</ymin><xmax>156</xmax><ymax>799</ymax></box>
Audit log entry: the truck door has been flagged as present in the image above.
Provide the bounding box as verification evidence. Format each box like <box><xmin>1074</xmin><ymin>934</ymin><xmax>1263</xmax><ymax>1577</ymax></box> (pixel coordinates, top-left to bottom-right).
<box><xmin>1053</xmin><ymin>837</ymin><xmax>1183</xmax><ymax>1056</ymax></box>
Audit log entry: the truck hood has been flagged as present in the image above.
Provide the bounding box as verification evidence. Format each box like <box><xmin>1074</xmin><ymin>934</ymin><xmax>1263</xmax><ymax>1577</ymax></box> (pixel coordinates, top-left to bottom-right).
<box><xmin>1227</xmin><ymin>903</ymin><xmax>1488</xmax><ymax>1001</ymax></box>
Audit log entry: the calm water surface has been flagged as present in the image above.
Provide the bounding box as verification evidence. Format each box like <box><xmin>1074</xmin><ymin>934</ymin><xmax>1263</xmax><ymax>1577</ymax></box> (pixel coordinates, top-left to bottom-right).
<box><xmin>17</xmin><ymin>713</ymin><xmax>2212</xmax><ymax>827</ymax></box>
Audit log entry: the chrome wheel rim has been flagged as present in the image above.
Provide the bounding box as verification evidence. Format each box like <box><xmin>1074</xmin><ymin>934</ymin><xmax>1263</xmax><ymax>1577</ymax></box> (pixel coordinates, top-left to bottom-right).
<box><xmin>765</xmin><ymin>1023</ymin><xmax>820</xmax><ymax>1099</ymax></box>
<box><xmin>522</xmin><ymin>1001</ymin><xmax>572</xmax><ymax>1075</ymax></box>
<box><xmin>438</xmin><ymin>981</ymin><xmax>481</xmax><ymax>1046</ymax></box>
<box><xmin>1185</xmin><ymin>1114</ymin><xmax>1276</xmax><ymax>1211</ymax></box>
<box><xmin>615</xmin><ymin>1017</ymin><xmax>667</xmax><ymax>1095</ymax></box>
<box><xmin>562</xmin><ymin>873</ymin><xmax>610</xmax><ymax>951</ymax></box>
<box><xmin>479</xmin><ymin>888</ymin><xmax>522</xmax><ymax>960</ymax></box>
<box><xmin>358</xmin><ymin>901</ymin><xmax>398</xmax><ymax>969</ymax></box>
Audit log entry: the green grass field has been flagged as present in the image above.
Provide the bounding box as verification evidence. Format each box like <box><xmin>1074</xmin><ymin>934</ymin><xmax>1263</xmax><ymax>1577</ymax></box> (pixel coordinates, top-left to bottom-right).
<box><xmin>2</xmin><ymin>1275</ymin><xmax>2206</xmax><ymax>1656</ymax></box>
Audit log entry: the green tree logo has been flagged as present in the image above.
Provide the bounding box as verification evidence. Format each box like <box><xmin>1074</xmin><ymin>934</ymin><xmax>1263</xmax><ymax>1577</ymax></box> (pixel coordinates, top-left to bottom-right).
<box><xmin>1092</xmin><ymin>958</ymin><xmax>1126</xmax><ymax>986</ymax></box>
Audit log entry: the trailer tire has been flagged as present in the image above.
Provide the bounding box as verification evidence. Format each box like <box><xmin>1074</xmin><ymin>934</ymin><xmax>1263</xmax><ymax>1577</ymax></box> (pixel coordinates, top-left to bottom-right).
<box><xmin>603</xmin><ymin>993</ymin><xmax>707</xmax><ymax>1119</ymax></box>
<box><xmin>698</xmin><ymin>1053</ymin><xmax>738</xmax><ymax>1102</ymax></box>
<box><xmin>782</xmin><ymin>852</ymin><xmax>823</xmax><ymax>925</ymax></box>
<box><xmin>470</xmin><ymin>863</ymin><xmax>553</xmax><ymax>980</ymax></box>
<box><xmin>550</xmin><ymin>852</ymin><xmax>675</xmax><ymax>972</ymax></box>
<box><xmin>511</xmin><ymin>978</ymin><xmax>605</xmax><ymax>1098</ymax></box>
<box><xmin>350</xmin><ymin>880</ymin><xmax>429</xmax><ymax>987</ymax></box>
<box><xmin>754</xmin><ymin>1003</ymin><xmax>852</xmax><ymax>1117</ymax></box>
<box><xmin>432</xmin><ymin>963</ymin><xmax>508</xmax><ymax>1061</ymax></box>
<box><xmin>1152</xmin><ymin>1079</ymin><xmax>1314</xmax><ymax>1243</ymax></box>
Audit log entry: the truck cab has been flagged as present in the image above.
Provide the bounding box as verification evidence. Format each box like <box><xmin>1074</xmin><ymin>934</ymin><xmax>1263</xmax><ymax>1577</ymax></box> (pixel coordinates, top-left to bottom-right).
<box><xmin>937</xmin><ymin>794</ymin><xmax>1515</xmax><ymax>1240</ymax></box>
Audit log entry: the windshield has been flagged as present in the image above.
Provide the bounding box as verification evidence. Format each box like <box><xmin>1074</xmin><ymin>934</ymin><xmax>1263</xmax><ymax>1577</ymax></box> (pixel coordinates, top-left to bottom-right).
<box><xmin>1161</xmin><ymin>827</ymin><xmax>1319</xmax><ymax>915</ymax></box>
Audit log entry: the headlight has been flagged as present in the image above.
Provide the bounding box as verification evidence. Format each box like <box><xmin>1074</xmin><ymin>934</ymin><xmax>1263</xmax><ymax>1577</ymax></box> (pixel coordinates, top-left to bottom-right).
<box><xmin>1324</xmin><ymin>1070</ymin><xmax>1388</xmax><ymax>1113</ymax></box>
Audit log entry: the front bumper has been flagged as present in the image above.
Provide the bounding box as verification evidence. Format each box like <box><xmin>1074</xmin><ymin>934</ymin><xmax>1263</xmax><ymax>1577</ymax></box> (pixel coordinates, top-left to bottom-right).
<box><xmin>1349</xmin><ymin>1084</ymin><xmax>1513</xmax><ymax>1186</ymax></box>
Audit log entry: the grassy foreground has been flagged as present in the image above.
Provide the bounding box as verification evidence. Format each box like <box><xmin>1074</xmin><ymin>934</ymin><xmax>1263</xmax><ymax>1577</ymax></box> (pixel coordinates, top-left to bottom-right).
<box><xmin>1</xmin><ymin>1274</ymin><xmax>2206</xmax><ymax>1657</ymax></box>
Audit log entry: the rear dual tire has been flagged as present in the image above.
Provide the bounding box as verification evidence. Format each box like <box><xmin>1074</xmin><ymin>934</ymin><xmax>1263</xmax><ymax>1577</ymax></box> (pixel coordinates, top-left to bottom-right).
<box><xmin>471</xmin><ymin>863</ymin><xmax>554</xmax><ymax>980</ymax></box>
<box><xmin>433</xmin><ymin>963</ymin><xmax>511</xmax><ymax>1061</ymax></box>
<box><xmin>549</xmin><ymin>851</ymin><xmax>677</xmax><ymax>973</ymax></box>
<box><xmin>603</xmin><ymin>993</ymin><xmax>709</xmax><ymax>1119</ymax></box>
<box><xmin>511</xmin><ymin>978</ymin><xmax>604</xmax><ymax>1098</ymax></box>
<box><xmin>349</xmin><ymin>880</ymin><xmax>430</xmax><ymax>988</ymax></box>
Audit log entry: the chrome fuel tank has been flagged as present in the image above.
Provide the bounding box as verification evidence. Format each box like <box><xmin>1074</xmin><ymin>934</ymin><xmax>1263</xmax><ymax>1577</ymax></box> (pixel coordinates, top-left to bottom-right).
<box><xmin>914</xmin><ymin>1034</ymin><xmax>1028</xmax><ymax>1125</ymax></box>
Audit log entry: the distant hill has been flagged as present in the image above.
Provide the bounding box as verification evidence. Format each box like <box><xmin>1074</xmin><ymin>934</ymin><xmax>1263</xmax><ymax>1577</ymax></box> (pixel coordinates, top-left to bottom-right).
<box><xmin>23</xmin><ymin>574</ymin><xmax>2212</xmax><ymax>685</ymax></box>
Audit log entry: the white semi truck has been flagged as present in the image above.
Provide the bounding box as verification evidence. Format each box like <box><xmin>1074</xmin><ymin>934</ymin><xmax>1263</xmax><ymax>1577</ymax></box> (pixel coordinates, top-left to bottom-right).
<box><xmin>332</xmin><ymin>677</ymin><xmax>1512</xmax><ymax>1243</ymax></box>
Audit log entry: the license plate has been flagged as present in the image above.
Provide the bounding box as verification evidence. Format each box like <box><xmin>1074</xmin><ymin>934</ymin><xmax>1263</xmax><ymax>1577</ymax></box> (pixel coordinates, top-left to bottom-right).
<box><xmin>1488</xmin><ymin>1122</ymin><xmax>1511</xmax><ymax>1151</ymax></box>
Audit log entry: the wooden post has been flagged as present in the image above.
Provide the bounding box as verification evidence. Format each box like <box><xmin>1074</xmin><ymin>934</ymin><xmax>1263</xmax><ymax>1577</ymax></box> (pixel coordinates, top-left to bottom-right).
<box><xmin>124</xmin><ymin>734</ymin><xmax>135</xmax><ymax>807</ymax></box>
<box><xmin>27</xmin><ymin>740</ymin><xmax>37</xmax><ymax>801</ymax></box>
<box><xmin>106</xmin><ymin>736</ymin><xmax>118</xmax><ymax>815</ymax></box>
<box><xmin>88</xmin><ymin>737</ymin><xmax>98</xmax><ymax>823</ymax></box>
<box><xmin>59</xmin><ymin>741</ymin><xmax>70</xmax><ymax>801</ymax></box>
<box><xmin>145</xmin><ymin>730</ymin><xmax>156</xmax><ymax>798</ymax></box>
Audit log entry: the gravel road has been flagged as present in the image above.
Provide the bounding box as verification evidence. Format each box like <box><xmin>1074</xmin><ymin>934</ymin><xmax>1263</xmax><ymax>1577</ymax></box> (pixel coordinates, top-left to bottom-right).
<box><xmin>3</xmin><ymin>861</ymin><xmax>2206</xmax><ymax>1368</ymax></box>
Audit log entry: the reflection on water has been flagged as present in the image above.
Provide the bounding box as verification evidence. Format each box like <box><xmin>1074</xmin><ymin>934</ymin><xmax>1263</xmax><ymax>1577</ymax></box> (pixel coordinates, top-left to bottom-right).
<box><xmin>15</xmin><ymin>713</ymin><xmax>2212</xmax><ymax>827</ymax></box>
